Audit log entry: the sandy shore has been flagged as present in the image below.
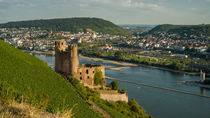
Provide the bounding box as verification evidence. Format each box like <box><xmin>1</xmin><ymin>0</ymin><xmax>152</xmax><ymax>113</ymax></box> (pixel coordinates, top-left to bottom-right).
<box><xmin>79</xmin><ymin>54</ymin><xmax>209</xmax><ymax>77</ymax></box>
<box><xmin>79</xmin><ymin>54</ymin><xmax>138</xmax><ymax>67</ymax></box>
<box><xmin>109</xmin><ymin>67</ymin><xmax>129</xmax><ymax>71</ymax></box>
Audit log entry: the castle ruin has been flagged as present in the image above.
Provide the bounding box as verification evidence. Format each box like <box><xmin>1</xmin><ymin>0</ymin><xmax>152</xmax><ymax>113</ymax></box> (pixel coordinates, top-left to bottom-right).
<box><xmin>55</xmin><ymin>40</ymin><xmax>106</xmax><ymax>87</ymax></box>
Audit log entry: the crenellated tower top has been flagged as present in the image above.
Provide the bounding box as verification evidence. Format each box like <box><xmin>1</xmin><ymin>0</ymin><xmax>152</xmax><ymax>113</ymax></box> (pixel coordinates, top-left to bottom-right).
<box><xmin>55</xmin><ymin>40</ymin><xmax>66</xmax><ymax>52</ymax></box>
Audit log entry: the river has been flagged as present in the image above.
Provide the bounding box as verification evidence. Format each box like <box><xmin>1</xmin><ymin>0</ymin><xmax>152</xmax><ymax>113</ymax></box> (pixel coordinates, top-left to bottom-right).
<box><xmin>33</xmin><ymin>53</ymin><xmax>210</xmax><ymax>118</ymax></box>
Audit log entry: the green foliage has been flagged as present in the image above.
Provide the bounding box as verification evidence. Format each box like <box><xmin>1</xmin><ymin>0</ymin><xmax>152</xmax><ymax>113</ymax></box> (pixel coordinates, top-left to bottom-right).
<box><xmin>128</xmin><ymin>99</ymin><xmax>146</xmax><ymax>116</ymax></box>
<box><xmin>68</xmin><ymin>77</ymin><xmax>152</xmax><ymax>118</ymax></box>
<box><xmin>148</xmin><ymin>24</ymin><xmax>210</xmax><ymax>36</ymax></box>
<box><xmin>81</xmin><ymin>47</ymin><xmax>210</xmax><ymax>73</ymax></box>
<box><xmin>120</xmin><ymin>88</ymin><xmax>127</xmax><ymax>94</ymax></box>
<box><xmin>67</xmin><ymin>76</ymin><xmax>100</xmax><ymax>101</ymax></box>
<box><xmin>0</xmin><ymin>82</ymin><xmax>51</xmax><ymax>111</ymax></box>
<box><xmin>0</xmin><ymin>18</ymin><xmax>131</xmax><ymax>36</ymax></box>
<box><xmin>0</xmin><ymin>40</ymin><xmax>102</xmax><ymax>118</ymax></box>
<box><xmin>68</xmin><ymin>76</ymin><xmax>80</xmax><ymax>86</ymax></box>
<box><xmin>0</xmin><ymin>83</ymin><xmax>15</xmax><ymax>105</ymax></box>
<box><xmin>207</xmin><ymin>46</ymin><xmax>210</xmax><ymax>52</ymax></box>
<box><xmin>114</xmin><ymin>51</ymin><xmax>126</xmax><ymax>60</ymax></box>
<box><xmin>109</xmin><ymin>81</ymin><xmax>120</xmax><ymax>90</ymax></box>
<box><xmin>203</xmin><ymin>79</ymin><xmax>210</xmax><ymax>85</ymax></box>
<box><xmin>94</xmin><ymin>68</ymin><xmax>104</xmax><ymax>86</ymax></box>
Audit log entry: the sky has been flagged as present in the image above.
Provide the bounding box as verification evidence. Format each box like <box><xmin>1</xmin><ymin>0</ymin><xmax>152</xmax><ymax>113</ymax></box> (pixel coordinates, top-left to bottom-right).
<box><xmin>0</xmin><ymin>0</ymin><xmax>210</xmax><ymax>25</ymax></box>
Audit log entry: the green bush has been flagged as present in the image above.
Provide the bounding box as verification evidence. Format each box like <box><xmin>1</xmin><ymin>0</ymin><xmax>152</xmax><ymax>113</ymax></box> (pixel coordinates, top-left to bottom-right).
<box><xmin>110</xmin><ymin>81</ymin><xmax>120</xmax><ymax>90</ymax></box>
<box><xmin>128</xmin><ymin>98</ymin><xmax>146</xmax><ymax>116</ymax></box>
<box><xmin>94</xmin><ymin>68</ymin><xmax>104</xmax><ymax>86</ymax></box>
<box><xmin>120</xmin><ymin>88</ymin><xmax>127</xmax><ymax>94</ymax></box>
<box><xmin>203</xmin><ymin>79</ymin><xmax>210</xmax><ymax>85</ymax></box>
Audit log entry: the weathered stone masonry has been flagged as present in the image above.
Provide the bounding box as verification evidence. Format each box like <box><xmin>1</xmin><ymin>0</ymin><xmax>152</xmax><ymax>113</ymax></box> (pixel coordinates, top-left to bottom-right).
<box><xmin>55</xmin><ymin>40</ymin><xmax>128</xmax><ymax>102</ymax></box>
<box><xmin>55</xmin><ymin>40</ymin><xmax>105</xmax><ymax>87</ymax></box>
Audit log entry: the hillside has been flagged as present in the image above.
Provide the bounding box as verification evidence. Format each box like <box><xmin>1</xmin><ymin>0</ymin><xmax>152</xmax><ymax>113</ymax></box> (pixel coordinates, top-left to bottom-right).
<box><xmin>0</xmin><ymin>40</ymin><xmax>102</xmax><ymax>118</ymax></box>
<box><xmin>0</xmin><ymin>17</ymin><xmax>130</xmax><ymax>35</ymax></box>
<box><xmin>148</xmin><ymin>24</ymin><xmax>210</xmax><ymax>36</ymax></box>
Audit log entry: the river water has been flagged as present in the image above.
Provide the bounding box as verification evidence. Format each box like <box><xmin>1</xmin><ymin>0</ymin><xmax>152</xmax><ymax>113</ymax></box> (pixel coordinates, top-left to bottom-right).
<box><xmin>34</xmin><ymin>54</ymin><xmax>210</xmax><ymax>118</ymax></box>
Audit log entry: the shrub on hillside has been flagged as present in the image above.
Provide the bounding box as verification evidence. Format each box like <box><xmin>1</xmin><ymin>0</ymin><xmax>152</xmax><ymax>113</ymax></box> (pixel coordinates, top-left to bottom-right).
<box><xmin>94</xmin><ymin>68</ymin><xmax>104</xmax><ymax>86</ymax></box>
<box><xmin>128</xmin><ymin>98</ymin><xmax>146</xmax><ymax>116</ymax></box>
<box><xmin>109</xmin><ymin>81</ymin><xmax>119</xmax><ymax>90</ymax></box>
<box><xmin>120</xmin><ymin>88</ymin><xmax>127</xmax><ymax>94</ymax></box>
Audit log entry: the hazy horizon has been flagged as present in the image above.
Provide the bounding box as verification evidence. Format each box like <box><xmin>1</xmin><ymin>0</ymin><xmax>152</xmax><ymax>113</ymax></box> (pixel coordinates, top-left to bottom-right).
<box><xmin>0</xmin><ymin>0</ymin><xmax>210</xmax><ymax>25</ymax></box>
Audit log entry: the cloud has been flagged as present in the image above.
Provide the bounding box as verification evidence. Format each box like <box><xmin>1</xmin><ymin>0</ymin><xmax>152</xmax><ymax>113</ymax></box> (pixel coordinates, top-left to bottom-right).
<box><xmin>122</xmin><ymin>0</ymin><xmax>164</xmax><ymax>10</ymax></box>
<box><xmin>0</xmin><ymin>0</ymin><xmax>35</xmax><ymax>9</ymax></box>
<box><xmin>205</xmin><ymin>0</ymin><xmax>210</xmax><ymax>2</ymax></box>
<box><xmin>79</xmin><ymin>4</ymin><xmax>89</xmax><ymax>7</ymax></box>
<box><xmin>77</xmin><ymin>0</ymin><xmax>164</xmax><ymax>11</ymax></box>
<box><xmin>78</xmin><ymin>0</ymin><xmax>112</xmax><ymax>4</ymax></box>
<box><xmin>16</xmin><ymin>3</ymin><xmax>25</xmax><ymax>7</ymax></box>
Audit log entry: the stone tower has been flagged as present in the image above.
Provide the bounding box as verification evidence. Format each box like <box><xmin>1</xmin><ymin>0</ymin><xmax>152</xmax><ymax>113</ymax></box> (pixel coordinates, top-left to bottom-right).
<box><xmin>55</xmin><ymin>40</ymin><xmax>66</xmax><ymax>52</ymax></box>
<box><xmin>55</xmin><ymin>40</ymin><xmax>106</xmax><ymax>87</ymax></box>
<box><xmin>55</xmin><ymin>40</ymin><xmax>66</xmax><ymax>73</ymax></box>
<box><xmin>55</xmin><ymin>40</ymin><xmax>79</xmax><ymax>77</ymax></box>
<box><xmin>68</xmin><ymin>44</ymin><xmax>79</xmax><ymax>77</ymax></box>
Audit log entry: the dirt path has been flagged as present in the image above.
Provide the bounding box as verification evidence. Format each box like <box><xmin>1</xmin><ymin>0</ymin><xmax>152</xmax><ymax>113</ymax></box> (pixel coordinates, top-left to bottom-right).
<box><xmin>89</xmin><ymin>101</ymin><xmax>112</xmax><ymax>118</ymax></box>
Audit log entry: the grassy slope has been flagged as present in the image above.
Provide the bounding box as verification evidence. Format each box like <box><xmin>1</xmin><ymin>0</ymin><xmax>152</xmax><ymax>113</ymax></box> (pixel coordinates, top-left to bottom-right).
<box><xmin>0</xmin><ymin>40</ymin><xmax>102</xmax><ymax>118</ymax></box>
<box><xmin>0</xmin><ymin>17</ymin><xmax>130</xmax><ymax>36</ymax></box>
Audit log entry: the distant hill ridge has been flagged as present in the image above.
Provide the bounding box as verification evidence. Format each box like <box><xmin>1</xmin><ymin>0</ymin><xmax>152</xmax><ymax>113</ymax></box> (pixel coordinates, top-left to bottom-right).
<box><xmin>0</xmin><ymin>17</ymin><xmax>130</xmax><ymax>35</ymax></box>
<box><xmin>148</xmin><ymin>24</ymin><xmax>210</xmax><ymax>36</ymax></box>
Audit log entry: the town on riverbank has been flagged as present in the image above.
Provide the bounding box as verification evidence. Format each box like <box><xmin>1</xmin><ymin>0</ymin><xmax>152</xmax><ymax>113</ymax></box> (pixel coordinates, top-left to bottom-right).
<box><xmin>1</xmin><ymin>26</ymin><xmax>210</xmax><ymax>89</ymax></box>
<box><xmin>1</xmin><ymin>26</ymin><xmax>209</xmax><ymax>74</ymax></box>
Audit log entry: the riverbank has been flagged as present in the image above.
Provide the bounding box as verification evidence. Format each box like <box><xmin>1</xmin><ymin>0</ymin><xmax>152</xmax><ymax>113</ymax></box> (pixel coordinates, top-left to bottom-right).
<box><xmin>22</xmin><ymin>50</ymin><xmax>209</xmax><ymax>77</ymax></box>
<box><xmin>22</xmin><ymin>50</ymin><xmax>55</xmax><ymax>55</ymax></box>
<box><xmin>79</xmin><ymin>54</ymin><xmax>138</xmax><ymax>67</ymax></box>
<box><xmin>79</xmin><ymin>54</ymin><xmax>209</xmax><ymax>77</ymax></box>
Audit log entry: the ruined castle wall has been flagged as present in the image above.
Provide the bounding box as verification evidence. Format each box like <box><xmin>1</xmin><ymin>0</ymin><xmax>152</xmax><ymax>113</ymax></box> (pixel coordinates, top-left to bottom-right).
<box><xmin>77</xmin><ymin>66</ymin><xmax>105</xmax><ymax>86</ymax></box>
<box><xmin>100</xmin><ymin>93</ymin><xmax>128</xmax><ymax>103</ymax></box>
<box><xmin>77</xmin><ymin>67</ymin><xmax>95</xmax><ymax>86</ymax></box>
<box><xmin>55</xmin><ymin>40</ymin><xmax>106</xmax><ymax>87</ymax></box>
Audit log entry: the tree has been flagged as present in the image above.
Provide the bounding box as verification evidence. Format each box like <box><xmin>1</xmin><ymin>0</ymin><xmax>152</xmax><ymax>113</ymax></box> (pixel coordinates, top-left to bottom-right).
<box><xmin>110</xmin><ymin>81</ymin><xmax>119</xmax><ymax>90</ymax></box>
<box><xmin>120</xmin><ymin>88</ymin><xmax>127</xmax><ymax>94</ymax></box>
<box><xmin>207</xmin><ymin>46</ymin><xmax>210</xmax><ymax>52</ymax></box>
<box><xmin>114</xmin><ymin>51</ymin><xmax>124</xmax><ymax>60</ymax></box>
<box><xmin>94</xmin><ymin>68</ymin><xmax>104</xmax><ymax>86</ymax></box>
<box><xmin>128</xmin><ymin>98</ymin><xmax>144</xmax><ymax>115</ymax></box>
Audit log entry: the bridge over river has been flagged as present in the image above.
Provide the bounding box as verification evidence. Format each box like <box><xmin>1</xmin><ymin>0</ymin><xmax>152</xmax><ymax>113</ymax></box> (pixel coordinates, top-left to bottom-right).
<box><xmin>106</xmin><ymin>76</ymin><xmax>210</xmax><ymax>98</ymax></box>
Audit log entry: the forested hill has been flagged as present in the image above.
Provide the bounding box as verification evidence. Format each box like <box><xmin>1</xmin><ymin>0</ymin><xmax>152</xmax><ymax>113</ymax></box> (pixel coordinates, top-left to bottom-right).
<box><xmin>148</xmin><ymin>24</ymin><xmax>210</xmax><ymax>36</ymax></box>
<box><xmin>0</xmin><ymin>17</ymin><xmax>130</xmax><ymax>35</ymax></box>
